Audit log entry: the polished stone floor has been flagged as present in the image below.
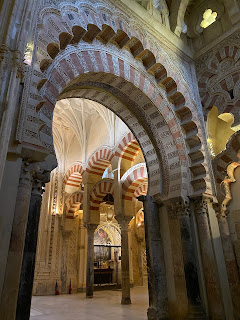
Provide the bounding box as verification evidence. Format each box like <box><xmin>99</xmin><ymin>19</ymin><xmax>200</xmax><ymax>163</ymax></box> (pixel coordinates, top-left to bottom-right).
<box><xmin>30</xmin><ymin>286</ymin><xmax>148</xmax><ymax>320</ymax></box>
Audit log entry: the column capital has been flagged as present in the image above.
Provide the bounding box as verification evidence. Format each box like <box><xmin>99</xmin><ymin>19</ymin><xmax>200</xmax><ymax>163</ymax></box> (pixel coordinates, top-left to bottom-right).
<box><xmin>32</xmin><ymin>170</ymin><xmax>50</xmax><ymax>196</ymax></box>
<box><xmin>191</xmin><ymin>196</ymin><xmax>213</xmax><ymax>215</ymax></box>
<box><xmin>19</xmin><ymin>161</ymin><xmax>40</xmax><ymax>187</ymax></box>
<box><xmin>213</xmin><ymin>203</ymin><xmax>228</xmax><ymax>218</ymax></box>
<box><xmin>153</xmin><ymin>193</ymin><xmax>162</xmax><ymax>206</ymax></box>
<box><xmin>167</xmin><ymin>200</ymin><xmax>189</xmax><ymax>219</ymax></box>
<box><xmin>116</xmin><ymin>215</ymin><xmax>132</xmax><ymax>230</ymax></box>
<box><xmin>84</xmin><ymin>223</ymin><xmax>98</xmax><ymax>233</ymax></box>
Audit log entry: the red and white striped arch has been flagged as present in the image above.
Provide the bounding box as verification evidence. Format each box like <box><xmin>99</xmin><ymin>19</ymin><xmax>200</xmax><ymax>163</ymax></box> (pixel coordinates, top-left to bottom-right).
<box><xmin>134</xmin><ymin>183</ymin><xmax>148</xmax><ymax>198</ymax></box>
<box><xmin>29</xmin><ymin>3</ymin><xmax>212</xmax><ymax>197</ymax></box>
<box><xmin>121</xmin><ymin>164</ymin><xmax>148</xmax><ymax>201</ymax></box>
<box><xmin>90</xmin><ymin>179</ymin><xmax>114</xmax><ymax>211</ymax></box>
<box><xmin>86</xmin><ymin>147</ymin><xmax>114</xmax><ymax>176</ymax></box>
<box><xmin>115</xmin><ymin>132</ymin><xmax>141</xmax><ymax>163</ymax></box>
<box><xmin>64</xmin><ymin>163</ymin><xmax>84</xmax><ymax>193</ymax></box>
<box><xmin>66</xmin><ymin>191</ymin><xmax>83</xmax><ymax>218</ymax></box>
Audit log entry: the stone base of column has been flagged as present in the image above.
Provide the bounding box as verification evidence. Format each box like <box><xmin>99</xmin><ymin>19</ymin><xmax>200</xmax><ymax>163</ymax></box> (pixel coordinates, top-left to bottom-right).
<box><xmin>86</xmin><ymin>295</ymin><xmax>93</xmax><ymax>299</ymax></box>
<box><xmin>147</xmin><ymin>306</ymin><xmax>169</xmax><ymax>320</ymax></box>
<box><xmin>121</xmin><ymin>297</ymin><xmax>131</xmax><ymax>304</ymax></box>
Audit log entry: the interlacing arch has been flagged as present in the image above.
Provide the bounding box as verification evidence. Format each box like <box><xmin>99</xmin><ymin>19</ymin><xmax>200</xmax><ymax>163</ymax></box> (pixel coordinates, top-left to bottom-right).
<box><xmin>89</xmin><ymin>178</ymin><xmax>114</xmax><ymax>212</ymax></box>
<box><xmin>28</xmin><ymin>2</ymin><xmax>211</xmax><ymax>197</ymax></box>
<box><xmin>86</xmin><ymin>147</ymin><xmax>114</xmax><ymax>176</ymax></box>
<box><xmin>121</xmin><ymin>163</ymin><xmax>148</xmax><ymax>201</ymax></box>
<box><xmin>64</xmin><ymin>162</ymin><xmax>84</xmax><ymax>193</ymax></box>
<box><xmin>65</xmin><ymin>191</ymin><xmax>84</xmax><ymax>218</ymax></box>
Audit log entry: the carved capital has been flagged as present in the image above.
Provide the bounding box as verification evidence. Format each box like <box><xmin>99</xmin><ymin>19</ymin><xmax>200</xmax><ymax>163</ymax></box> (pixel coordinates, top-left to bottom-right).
<box><xmin>19</xmin><ymin>161</ymin><xmax>40</xmax><ymax>187</ymax></box>
<box><xmin>167</xmin><ymin>200</ymin><xmax>189</xmax><ymax>219</ymax></box>
<box><xmin>153</xmin><ymin>193</ymin><xmax>162</xmax><ymax>206</ymax></box>
<box><xmin>116</xmin><ymin>215</ymin><xmax>132</xmax><ymax>231</ymax></box>
<box><xmin>213</xmin><ymin>203</ymin><xmax>228</xmax><ymax>218</ymax></box>
<box><xmin>32</xmin><ymin>170</ymin><xmax>50</xmax><ymax>196</ymax></box>
<box><xmin>192</xmin><ymin>196</ymin><xmax>211</xmax><ymax>215</ymax></box>
<box><xmin>85</xmin><ymin>223</ymin><xmax>98</xmax><ymax>233</ymax></box>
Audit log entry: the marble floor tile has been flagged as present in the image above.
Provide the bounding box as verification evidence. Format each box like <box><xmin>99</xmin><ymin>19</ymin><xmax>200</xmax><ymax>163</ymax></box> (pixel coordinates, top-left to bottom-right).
<box><xmin>30</xmin><ymin>286</ymin><xmax>148</xmax><ymax>320</ymax></box>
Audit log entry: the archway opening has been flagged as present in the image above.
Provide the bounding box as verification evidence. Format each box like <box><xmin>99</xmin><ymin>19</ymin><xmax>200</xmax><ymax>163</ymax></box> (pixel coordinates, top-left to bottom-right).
<box><xmin>33</xmin><ymin>96</ymin><xmax>150</xmax><ymax>312</ymax></box>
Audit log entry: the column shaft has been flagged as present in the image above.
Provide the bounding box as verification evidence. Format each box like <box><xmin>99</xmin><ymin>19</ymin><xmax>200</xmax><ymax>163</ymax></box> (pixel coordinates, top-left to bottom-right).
<box><xmin>119</xmin><ymin>218</ymin><xmax>131</xmax><ymax>305</ymax></box>
<box><xmin>140</xmin><ymin>195</ymin><xmax>168</xmax><ymax>320</ymax></box>
<box><xmin>193</xmin><ymin>198</ymin><xmax>224</xmax><ymax>319</ymax></box>
<box><xmin>86</xmin><ymin>224</ymin><xmax>97</xmax><ymax>297</ymax></box>
<box><xmin>180</xmin><ymin>214</ymin><xmax>201</xmax><ymax>306</ymax></box>
<box><xmin>217</xmin><ymin>212</ymin><xmax>240</xmax><ymax>319</ymax></box>
<box><xmin>16</xmin><ymin>189</ymin><xmax>42</xmax><ymax>320</ymax></box>
<box><xmin>167</xmin><ymin>205</ymin><xmax>188</xmax><ymax>320</ymax></box>
<box><xmin>0</xmin><ymin>162</ymin><xmax>38</xmax><ymax>320</ymax></box>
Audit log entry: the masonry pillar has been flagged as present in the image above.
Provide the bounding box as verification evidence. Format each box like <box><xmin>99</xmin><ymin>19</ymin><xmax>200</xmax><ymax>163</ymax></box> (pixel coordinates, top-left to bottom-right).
<box><xmin>166</xmin><ymin>201</ymin><xmax>188</xmax><ymax>320</ymax></box>
<box><xmin>192</xmin><ymin>197</ymin><xmax>224</xmax><ymax>319</ymax></box>
<box><xmin>215</xmin><ymin>204</ymin><xmax>240</xmax><ymax>319</ymax></box>
<box><xmin>139</xmin><ymin>195</ymin><xmax>168</xmax><ymax>320</ymax></box>
<box><xmin>0</xmin><ymin>161</ymin><xmax>39</xmax><ymax>320</ymax></box>
<box><xmin>117</xmin><ymin>216</ymin><xmax>132</xmax><ymax>305</ymax></box>
<box><xmin>16</xmin><ymin>171</ymin><xmax>49</xmax><ymax>320</ymax></box>
<box><xmin>85</xmin><ymin>223</ymin><xmax>98</xmax><ymax>298</ymax></box>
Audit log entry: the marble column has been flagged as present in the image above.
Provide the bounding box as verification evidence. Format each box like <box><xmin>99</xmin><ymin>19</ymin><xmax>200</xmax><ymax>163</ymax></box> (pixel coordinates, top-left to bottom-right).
<box><xmin>16</xmin><ymin>172</ymin><xmax>48</xmax><ymax>320</ymax></box>
<box><xmin>0</xmin><ymin>161</ymin><xmax>39</xmax><ymax>320</ymax></box>
<box><xmin>192</xmin><ymin>197</ymin><xmax>224</xmax><ymax>319</ymax></box>
<box><xmin>167</xmin><ymin>202</ymin><xmax>188</xmax><ymax>320</ymax></box>
<box><xmin>139</xmin><ymin>195</ymin><xmax>168</xmax><ymax>319</ymax></box>
<box><xmin>215</xmin><ymin>204</ymin><xmax>240</xmax><ymax>319</ymax></box>
<box><xmin>85</xmin><ymin>223</ymin><xmax>98</xmax><ymax>298</ymax></box>
<box><xmin>179</xmin><ymin>206</ymin><xmax>201</xmax><ymax>307</ymax></box>
<box><xmin>117</xmin><ymin>216</ymin><xmax>132</xmax><ymax>305</ymax></box>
